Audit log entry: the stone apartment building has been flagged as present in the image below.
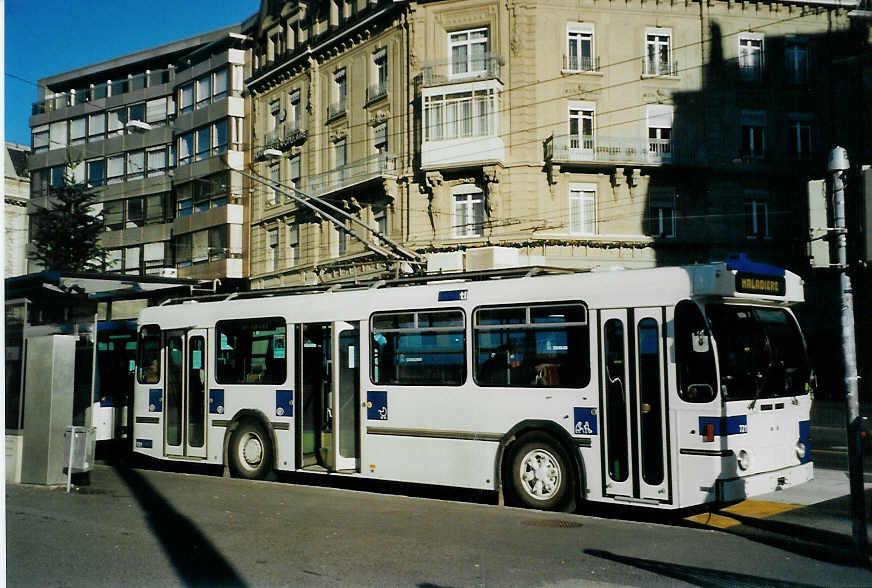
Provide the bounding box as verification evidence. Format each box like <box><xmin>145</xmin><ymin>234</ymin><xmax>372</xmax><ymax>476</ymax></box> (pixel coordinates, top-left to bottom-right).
<box><xmin>5</xmin><ymin>142</ymin><xmax>30</xmax><ymax>278</ymax></box>
<box><xmin>27</xmin><ymin>26</ymin><xmax>249</xmax><ymax>282</ymax></box>
<box><xmin>244</xmin><ymin>0</ymin><xmax>866</xmax><ymax>289</ymax></box>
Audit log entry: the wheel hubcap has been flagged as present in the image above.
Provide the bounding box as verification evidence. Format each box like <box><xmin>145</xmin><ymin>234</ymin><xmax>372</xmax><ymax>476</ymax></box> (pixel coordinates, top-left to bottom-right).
<box><xmin>519</xmin><ymin>449</ymin><xmax>561</xmax><ymax>501</ymax></box>
<box><xmin>241</xmin><ymin>433</ymin><xmax>263</xmax><ymax>468</ymax></box>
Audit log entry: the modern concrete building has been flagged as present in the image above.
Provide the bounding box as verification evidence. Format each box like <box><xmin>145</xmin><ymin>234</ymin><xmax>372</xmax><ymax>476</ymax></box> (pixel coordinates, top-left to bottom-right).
<box><xmin>27</xmin><ymin>25</ymin><xmax>250</xmax><ymax>282</ymax></box>
<box><xmin>244</xmin><ymin>0</ymin><xmax>866</xmax><ymax>289</ymax></box>
<box><xmin>5</xmin><ymin>142</ymin><xmax>30</xmax><ymax>277</ymax></box>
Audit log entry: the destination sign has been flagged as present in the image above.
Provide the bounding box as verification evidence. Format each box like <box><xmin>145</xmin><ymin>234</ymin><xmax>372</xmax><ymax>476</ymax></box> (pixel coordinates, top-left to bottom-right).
<box><xmin>735</xmin><ymin>272</ymin><xmax>786</xmax><ymax>296</ymax></box>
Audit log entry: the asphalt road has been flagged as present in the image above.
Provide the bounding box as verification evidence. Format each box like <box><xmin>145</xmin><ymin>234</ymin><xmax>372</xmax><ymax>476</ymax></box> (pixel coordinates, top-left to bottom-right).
<box><xmin>6</xmin><ymin>461</ymin><xmax>872</xmax><ymax>587</ymax></box>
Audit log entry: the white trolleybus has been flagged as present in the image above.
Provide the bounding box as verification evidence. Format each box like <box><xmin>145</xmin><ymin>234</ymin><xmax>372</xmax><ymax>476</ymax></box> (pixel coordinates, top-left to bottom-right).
<box><xmin>132</xmin><ymin>256</ymin><xmax>813</xmax><ymax>512</ymax></box>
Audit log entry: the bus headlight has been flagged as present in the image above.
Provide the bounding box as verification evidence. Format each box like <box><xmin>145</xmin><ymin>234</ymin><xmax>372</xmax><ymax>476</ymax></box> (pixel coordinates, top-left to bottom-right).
<box><xmin>737</xmin><ymin>450</ymin><xmax>752</xmax><ymax>471</ymax></box>
<box><xmin>795</xmin><ymin>441</ymin><xmax>807</xmax><ymax>461</ymax></box>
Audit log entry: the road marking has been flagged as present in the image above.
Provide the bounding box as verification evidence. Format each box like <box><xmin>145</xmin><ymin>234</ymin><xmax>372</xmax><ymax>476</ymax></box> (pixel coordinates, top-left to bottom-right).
<box><xmin>685</xmin><ymin>500</ymin><xmax>802</xmax><ymax>529</ymax></box>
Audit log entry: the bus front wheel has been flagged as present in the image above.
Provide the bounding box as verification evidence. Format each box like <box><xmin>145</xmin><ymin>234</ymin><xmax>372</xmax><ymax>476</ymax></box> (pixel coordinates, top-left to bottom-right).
<box><xmin>507</xmin><ymin>433</ymin><xmax>573</xmax><ymax>511</ymax></box>
<box><xmin>228</xmin><ymin>419</ymin><xmax>273</xmax><ymax>480</ymax></box>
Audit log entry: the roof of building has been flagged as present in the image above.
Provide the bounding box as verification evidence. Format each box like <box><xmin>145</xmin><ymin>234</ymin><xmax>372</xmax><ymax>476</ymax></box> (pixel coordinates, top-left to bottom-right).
<box><xmin>5</xmin><ymin>142</ymin><xmax>29</xmax><ymax>179</ymax></box>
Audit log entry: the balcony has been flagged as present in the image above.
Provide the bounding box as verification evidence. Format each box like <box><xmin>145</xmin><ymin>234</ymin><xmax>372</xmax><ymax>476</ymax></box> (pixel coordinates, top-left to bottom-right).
<box><xmin>544</xmin><ymin>134</ymin><xmax>700</xmax><ymax>167</ymax></box>
<box><xmin>421</xmin><ymin>54</ymin><xmax>503</xmax><ymax>87</ymax></box>
<box><xmin>366</xmin><ymin>81</ymin><xmax>388</xmax><ymax>105</ymax></box>
<box><xmin>326</xmin><ymin>100</ymin><xmax>347</xmax><ymax>122</ymax></box>
<box><xmin>258</xmin><ymin>122</ymin><xmax>307</xmax><ymax>159</ymax></box>
<box><xmin>562</xmin><ymin>55</ymin><xmax>601</xmax><ymax>73</ymax></box>
<box><xmin>31</xmin><ymin>68</ymin><xmax>173</xmax><ymax>115</ymax></box>
<box><xmin>305</xmin><ymin>153</ymin><xmax>398</xmax><ymax>197</ymax></box>
<box><xmin>642</xmin><ymin>58</ymin><xmax>679</xmax><ymax>77</ymax></box>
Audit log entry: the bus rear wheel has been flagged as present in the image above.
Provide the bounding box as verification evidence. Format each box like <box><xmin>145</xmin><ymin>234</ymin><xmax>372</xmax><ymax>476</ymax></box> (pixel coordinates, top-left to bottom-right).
<box><xmin>507</xmin><ymin>433</ymin><xmax>574</xmax><ymax>511</ymax></box>
<box><xmin>228</xmin><ymin>419</ymin><xmax>273</xmax><ymax>480</ymax></box>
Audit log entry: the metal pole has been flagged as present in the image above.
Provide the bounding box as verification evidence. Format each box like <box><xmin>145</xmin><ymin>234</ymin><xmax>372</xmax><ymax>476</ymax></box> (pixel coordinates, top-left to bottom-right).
<box><xmin>829</xmin><ymin>146</ymin><xmax>868</xmax><ymax>565</ymax></box>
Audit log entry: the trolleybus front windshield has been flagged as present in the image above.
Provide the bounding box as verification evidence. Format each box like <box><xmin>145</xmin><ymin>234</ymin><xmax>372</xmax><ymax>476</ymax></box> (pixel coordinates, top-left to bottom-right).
<box><xmin>705</xmin><ymin>304</ymin><xmax>809</xmax><ymax>401</ymax></box>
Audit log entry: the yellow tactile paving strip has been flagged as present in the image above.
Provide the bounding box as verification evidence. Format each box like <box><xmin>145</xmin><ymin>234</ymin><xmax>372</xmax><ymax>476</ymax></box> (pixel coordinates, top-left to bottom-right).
<box><xmin>685</xmin><ymin>500</ymin><xmax>803</xmax><ymax>529</ymax></box>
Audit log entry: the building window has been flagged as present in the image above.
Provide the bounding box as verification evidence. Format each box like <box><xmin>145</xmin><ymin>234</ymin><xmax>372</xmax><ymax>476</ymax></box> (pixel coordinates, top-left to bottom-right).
<box><xmin>146</xmin><ymin>98</ymin><xmax>167</xmax><ymax>126</ymax></box>
<box><xmin>648</xmin><ymin>189</ymin><xmax>676</xmax><ymax>238</ymax></box>
<box><xmin>108</xmin><ymin>108</ymin><xmax>126</xmax><ymax>136</ymax></box>
<box><xmin>566</xmin><ymin>23</ymin><xmax>595</xmax><ymax>72</ymax></box>
<box><xmin>268</xmin><ymin>99</ymin><xmax>280</xmax><ymax>133</ymax></box>
<box><xmin>127</xmin><ymin>151</ymin><xmax>145</xmax><ymax>180</ymax></box>
<box><xmin>147</xmin><ymin>147</ymin><xmax>167</xmax><ymax>176</ymax></box>
<box><xmin>288</xmin><ymin>90</ymin><xmax>301</xmax><ymax>130</ymax></box>
<box><xmin>124</xmin><ymin>246</ymin><xmax>141</xmax><ymax>275</ymax></box>
<box><xmin>739</xmin><ymin>33</ymin><xmax>764</xmax><ymax>81</ymax></box>
<box><xmin>213</xmin><ymin>68</ymin><xmax>229</xmax><ymax>100</ymax></box>
<box><xmin>267</xmin><ymin>228</ymin><xmax>279</xmax><ymax>271</ymax></box>
<box><xmin>368</xmin><ymin>49</ymin><xmax>388</xmax><ymax>102</ymax></box>
<box><xmin>209</xmin><ymin>226</ymin><xmax>228</xmax><ymax>261</ymax></box>
<box><xmin>288</xmin><ymin>155</ymin><xmax>301</xmax><ymax>190</ymax></box>
<box><xmin>372</xmin><ymin>206</ymin><xmax>387</xmax><ymax>237</ymax></box>
<box><xmin>647</xmin><ymin>104</ymin><xmax>673</xmax><ymax>163</ymax></box>
<box><xmin>334</xmin><ymin>138</ymin><xmax>347</xmax><ymax>175</ymax></box>
<box><xmin>179</xmin><ymin>133</ymin><xmax>194</xmax><ymax>166</ymax></box>
<box><xmin>127</xmin><ymin>197</ymin><xmax>145</xmax><ymax>228</ymax></box>
<box><xmin>744</xmin><ymin>190</ymin><xmax>769</xmax><ymax>239</ymax></box>
<box><xmin>424</xmin><ymin>88</ymin><xmax>497</xmax><ymax>141</ymax></box>
<box><xmin>569</xmin><ymin>184</ymin><xmax>596</xmax><ymax>235</ymax></box>
<box><xmin>107</xmin><ymin>155</ymin><xmax>125</xmax><ymax>185</ymax></box>
<box><xmin>331</xmin><ymin>68</ymin><xmax>347</xmax><ymax>117</ymax></box>
<box><xmin>337</xmin><ymin>223</ymin><xmax>347</xmax><ymax>256</ymax></box>
<box><xmin>288</xmin><ymin>223</ymin><xmax>299</xmax><ymax>267</ymax></box>
<box><xmin>70</xmin><ymin>117</ymin><xmax>86</xmax><ymax>145</ymax></box>
<box><xmin>644</xmin><ymin>28</ymin><xmax>673</xmax><ymax>76</ymax></box>
<box><xmin>788</xmin><ymin>116</ymin><xmax>812</xmax><ymax>160</ymax></box>
<box><xmin>196</xmin><ymin>127</ymin><xmax>211</xmax><ymax>161</ymax></box>
<box><xmin>128</xmin><ymin>103</ymin><xmax>145</xmax><ymax>123</ymax></box>
<box><xmin>196</xmin><ymin>75</ymin><xmax>211</xmax><ymax>109</ymax></box>
<box><xmin>88</xmin><ymin>113</ymin><xmax>105</xmax><ymax>141</ymax></box>
<box><xmin>176</xmin><ymin>234</ymin><xmax>192</xmax><ymax>267</ymax></box>
<box><xmin>568</xmin><ymin>102</ymin><xmax>595</xmax><ymax>151</ymax></box>
<box><xmin>452</xmin><ymin>184</ymin><xmax>484</xmax><ymax>238</ymax></box>
<box><xmin>740</xmin><ymin>110</ymin><xmax>767</xmax><ymax>159</ymax></box>
<box><xmin>373</xmin><ymin>122</ymin><xmax>388</xmax><ymax>155</ymax></box>
<box><xmin>785</xmin><ymin>39</ymin><xmax>809</xmax><ymax>85</ymax></box>
<box><xmin>86</xmin><ymin>160</ymin><xmax>105</xmax><ymax>187</ymax></box>
<box><xmin>32</xmin><ymin>125</ymin><xmax>49</xmax><ymax>152</ymax></box>
<box><xmin>449</xmin><ymin>27</ymin><xmax>489</xmax><ymax>77</ymax></box>
<box><xmin>50</xmin><ymin>121</ymin><xmax>67</xmax><ymax>149</ymax></box>
<box><xmin>214</xmin><ymin>119</ymin><xmax>229</xmax><ymax>154</ymax></box>
<box><xmin>179</xmin><ymin>84</ymin><xmax>194</xmax><ymax>114</ymax></box>
<box><xmin>268</xmin><ymin>162</ymin><xmax>280</xmax><ymax>205</ymax></box>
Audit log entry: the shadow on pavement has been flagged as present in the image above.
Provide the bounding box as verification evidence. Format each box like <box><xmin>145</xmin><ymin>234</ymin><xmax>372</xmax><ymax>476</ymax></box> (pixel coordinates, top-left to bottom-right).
<box><xmin>110</xmin><ymin>459</ymin><xmax>247</xmax><ymax>587</ymax></box>
<box><xmin>584</xmin><ymin>549</ymin><xmax>822</xmax><ymax>588</ymax></box>
<box><xmin>681</xmin><ymin>491</ymin><xmax>872</xmax><ymax>569</ymax></box>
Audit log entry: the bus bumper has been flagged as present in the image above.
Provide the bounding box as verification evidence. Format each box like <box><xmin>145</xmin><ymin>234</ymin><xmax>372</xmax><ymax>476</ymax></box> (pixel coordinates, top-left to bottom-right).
<box><xmin>717</xmin><ymin>461</ymin><xmax>814</xmax><ymax>503</ymax></box>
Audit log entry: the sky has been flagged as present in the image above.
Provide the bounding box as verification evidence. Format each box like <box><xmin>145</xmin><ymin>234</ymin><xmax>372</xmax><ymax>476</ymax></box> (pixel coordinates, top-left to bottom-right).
<box><xmin>4</xmin><ymin>0</ymin><xmax>258</xmax><ymax>146</ymax></box>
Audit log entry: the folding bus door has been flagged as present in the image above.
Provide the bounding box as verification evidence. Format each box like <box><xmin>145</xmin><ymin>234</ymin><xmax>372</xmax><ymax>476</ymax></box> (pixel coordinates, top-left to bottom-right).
<box><xmin>633</xmin><ymin>309</ymin><xmax>669</xmax><ymax>502</ymax></box>
<box><xmin>298</xmin><ymin>321</ymin><xmax>360</xmax><ymax>473</ymax></box>
<box><xmin>164</xmin><ymin>329</ymin><xmax>208</xmax><ymax>460</ymax></box>
<box><xmin>600</xmin><ymin>310</ymin><xmax>634</xmax><ymax>497</ymax></box>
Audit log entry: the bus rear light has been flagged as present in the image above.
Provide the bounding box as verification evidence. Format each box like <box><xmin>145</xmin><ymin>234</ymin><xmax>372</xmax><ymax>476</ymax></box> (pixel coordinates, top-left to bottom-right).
<box><xmin>795</xmin><ymin>441</ymin><xmax>807</xmax><ymax>460</ymax></box>
<box><xmin>703</xmin><ymin>423</ymin><xmax>715</xmax><ymax>442</ymax></box>
<box><xmin>737</xmin><ymin>450</ymin><xmax>751</xmax><ymax>471</ymax></box>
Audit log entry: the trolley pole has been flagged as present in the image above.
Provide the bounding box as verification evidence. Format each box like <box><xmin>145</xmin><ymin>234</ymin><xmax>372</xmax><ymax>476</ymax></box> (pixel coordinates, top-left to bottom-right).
<box><xmin>828</xmin><ymin>146</ymin><xmax>869</xmax><ymax>565</ymax></box>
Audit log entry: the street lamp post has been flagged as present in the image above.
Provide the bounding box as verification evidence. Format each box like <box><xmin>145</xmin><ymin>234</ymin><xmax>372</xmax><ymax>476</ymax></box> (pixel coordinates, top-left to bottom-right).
<box><xmin>828</xmin><ymin>146</ymin><xmax>869</xmax><ymax>566</ymax></box>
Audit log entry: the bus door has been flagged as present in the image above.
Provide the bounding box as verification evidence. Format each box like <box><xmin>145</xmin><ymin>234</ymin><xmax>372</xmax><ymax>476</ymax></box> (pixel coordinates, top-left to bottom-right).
<box><xmin>599</xmin><ymin>309</ymin><xmax>669</xmax><ymax>502</ymax></box>
<box><xmin>164</xmin><ymin>329</ymin><xmax>208</xmax><ymax>460</ymax></box>
<box><xmin>298</xmin><ymin>322</ymin><xmax>360</xmax><ymax>472</ymax></box>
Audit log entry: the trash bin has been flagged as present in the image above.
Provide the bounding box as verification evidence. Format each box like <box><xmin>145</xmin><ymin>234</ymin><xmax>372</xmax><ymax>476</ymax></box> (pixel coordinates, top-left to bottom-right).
<box><xmin>64</xmin><ymin>426</ymin><xmax>96</xmax><ymax>474</ymax></box>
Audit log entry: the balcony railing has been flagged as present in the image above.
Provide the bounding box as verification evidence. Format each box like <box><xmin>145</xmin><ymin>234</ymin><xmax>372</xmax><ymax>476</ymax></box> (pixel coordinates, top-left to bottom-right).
<box><xmin>562</xmin><ymin>55</ymin><xmax>601</xmax><ymax>73</ymax></box>
<box><xmin>421</xmin><ymin>54</ymin><xmax>503</xmax><ymax>87</ymax></box>
<box><xmin>738</xmin><ymin>61</ymin><xmax>765</xmax><ymax>82</ymax></box>
<box><xmin>259</xmin><ymin>122</ymin><xmax>308</xmax><ymax>159</ymax></box>
<box><xmin>326</xmin><ymin>100</ymin><xmax>347</xmax><ymax>121</ymax></box>
<box><xmin>366</xmin><ymin>81</ymin><xmax>388</xmax><ymax>104</ymax></box>
<box><xmin>642</xmin><ymin>58</ymin><xmax>679</xmax><ymax>77</ymax></box>
<box><xmin>545</xmin><ymin>134</ymin><xmax>699</xmax><ymax>166</ymax></box>
<box><xmin>31</xmin><ymin>68</ymin><xmax>174</xmax><ymax>115</ymax></box>
<box><xmin>305</xmin><ymin>152</ymin><xmax>398</xmax><ymax>197</ymax></box>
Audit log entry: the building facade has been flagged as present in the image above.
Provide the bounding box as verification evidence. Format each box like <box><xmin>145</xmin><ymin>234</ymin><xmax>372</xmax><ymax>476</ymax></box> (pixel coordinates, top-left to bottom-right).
<box><xmin>5</xmin><ymin>142</ymin><xmax>30</xmax><ymax>277</ymax></box>
<box><xmin>28</xmin><ymin>26</ymin><xmax>250</xmax><ymax>282</ymax></box>
<box><xmin>244</xmin><ymin>0</ymin><xmax>865</xmax><ymax>289</ymax></box>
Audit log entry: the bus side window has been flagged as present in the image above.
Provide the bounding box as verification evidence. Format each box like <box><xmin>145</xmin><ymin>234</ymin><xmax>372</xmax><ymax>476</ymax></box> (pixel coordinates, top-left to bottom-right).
<box><xmin>674</xmin><ymin>300</ymin><xmax>717</xmax><ymax>403</ymax></box>
<box><xmin>137</xmin><ymin>325</ymin><xmax>161</xmax><ymax>384</ymax></box>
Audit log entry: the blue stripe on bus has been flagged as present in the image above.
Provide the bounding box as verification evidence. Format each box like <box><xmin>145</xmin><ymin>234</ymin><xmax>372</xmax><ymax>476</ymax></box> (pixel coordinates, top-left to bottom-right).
<box><xmin>438</xmin><ymin>289</ymin><xmax>468</xmax><ymax>302</ymax></box>
<box><xmin>367</xmin><ymin>391</ymin><xmax>388</xmax><ymax>421</ymax></box>
<box><xmin>276</xmin><ymin>389</ymin><xmax>293</xmax><ymax>417</ymax></box>
<box><xmin>699</xmin><ymin>415</ymin><xmax>748</xmax><ymax>436</ymax></box>
<box><xmin>209</xmin><ymin>389</ymin><xmax>225</xmax><ymax>415</ymax></box>
<box><xmin>148</xmin><ymin>389</ymin><xmax>162</xmax><ymax>413</ymax></box>
<box><xmin>725</xmin><ymin>253</ymin><xmax>785</xmax><ymax>277</ymax></box>
<box><xmin>798</xmin><ymin>420</ymin><xmax>812</xmax><ymax>464</ymax></box>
